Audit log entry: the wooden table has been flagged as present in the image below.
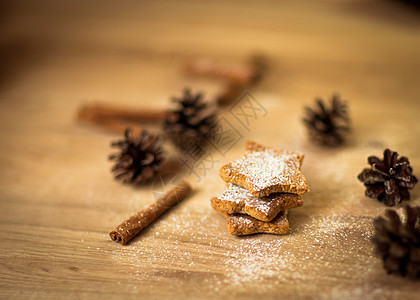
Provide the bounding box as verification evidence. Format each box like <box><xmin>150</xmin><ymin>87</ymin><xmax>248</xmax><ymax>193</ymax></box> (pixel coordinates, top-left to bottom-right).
<box><xmin>1</xmin><ymin>1</ymin><xmax>419</xmax><ymax>298</ymax></box>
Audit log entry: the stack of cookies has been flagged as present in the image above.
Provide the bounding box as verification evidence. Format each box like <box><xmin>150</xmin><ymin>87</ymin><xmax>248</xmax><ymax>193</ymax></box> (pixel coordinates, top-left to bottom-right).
<box><xmin>211</xmin><ymin>141</ymin><xmax>310</xmax><ymax>235</ymax></box>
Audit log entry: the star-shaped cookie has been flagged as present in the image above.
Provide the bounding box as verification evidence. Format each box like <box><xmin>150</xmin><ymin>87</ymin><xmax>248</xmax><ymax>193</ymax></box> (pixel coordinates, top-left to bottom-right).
<box><xmin>211</xmin><ymin>199</ymin><xmax>289</xmax><ymax>235</ymax></box>
<box><xmin>219</xmin><ymin>141</ymin><xmax>310</xmax><ymax>197</ymax></box>
<box><xmin>211</xmin><ymin>183</ymin><xmax>303</xmax><ymax>222</ymax></box>
<box><xmin>226</xmin><ymin>211</ymin><xmax>289</xmax><ymax>235</ymax></box>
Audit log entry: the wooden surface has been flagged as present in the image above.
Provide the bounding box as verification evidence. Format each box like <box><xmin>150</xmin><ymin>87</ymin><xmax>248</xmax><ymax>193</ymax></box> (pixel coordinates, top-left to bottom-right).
<box><xmin>1</xmin><ymin>1</ymin><xmax>420</xmax><ymax>299</ymax></box>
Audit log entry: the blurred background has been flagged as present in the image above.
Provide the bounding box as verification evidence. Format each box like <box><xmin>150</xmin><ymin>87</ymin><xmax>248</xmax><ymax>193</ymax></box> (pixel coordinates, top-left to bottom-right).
<box><xmin>0</xmin><ymin>1</ymin><xmax>420</xmax><ymax>298</ymax></box>
<box><xmin>1</xmin><ymin>0</ymin><xmax>419</xmax><ymax>105</ymax></box>
<box><xmin>1</xmin><ymin>0</ymin><xmax>419</xmax><ymax>156</ymax></box>
<box><xmin>1</xmin><ymin>0</ymin><xmax>420</xmax><ymax>211</ymax></box>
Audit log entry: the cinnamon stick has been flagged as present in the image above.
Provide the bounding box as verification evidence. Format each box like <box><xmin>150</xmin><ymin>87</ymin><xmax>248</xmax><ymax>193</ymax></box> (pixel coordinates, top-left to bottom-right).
<box><xmin>216</xmin><ymin>83</ymin><xmax>245</xmax><ymax>106</ymax></box>
<box><xmin>186</xmin><ymin>55</ymin><xmax>267</xmax><ymax>105</ymax></box>
<box><xmin>184</xmin><ymin>58</ymin><xmax>255</xmax><ymax>85</ymax></box>
<box><xmin>110</xmin><ymin>181</ymin><xmax>192</xmax><ymax>245</ymax></box>
<box><xmin>77</xmin><ymin>103</ymin><xmax>165</xmax><ymax>123</ymax></box>
<box><xmin>77</xmin><ymin>104</ymin><xmax>149</xmax><ymax>135</ymax></box>
<box><xmin>79</xmin><ymin>114</ymin><xmax>144</xmax><ymax>135</ymax></box>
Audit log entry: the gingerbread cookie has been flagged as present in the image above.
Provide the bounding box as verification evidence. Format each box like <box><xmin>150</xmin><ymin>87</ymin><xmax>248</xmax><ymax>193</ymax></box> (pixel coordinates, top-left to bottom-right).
<box><xmin>227</xmin><ymin>211</ymin><xmax>289</xmax><ymax>235</ymax></box>
<box><xmin>211</xmin><ymin>199</ymin><xmax>289</xmax><ymax>235</ymax></box>
<box><xmin>211</xmin><ymin>183</ymin><xmax>303</xmax><ymax>222</ymax></box>
<box><xmin>219</xmin><ymin>141</ymin><xmax>310</xmax><ymax>197</ymax></box>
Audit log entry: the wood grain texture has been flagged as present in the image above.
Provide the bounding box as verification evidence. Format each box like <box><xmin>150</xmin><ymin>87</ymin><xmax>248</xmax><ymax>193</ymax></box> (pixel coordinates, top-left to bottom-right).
<box><xmin>0</xmin><ymin>0</ymin><xmax>419</xmax><ymax>299</ymax></box>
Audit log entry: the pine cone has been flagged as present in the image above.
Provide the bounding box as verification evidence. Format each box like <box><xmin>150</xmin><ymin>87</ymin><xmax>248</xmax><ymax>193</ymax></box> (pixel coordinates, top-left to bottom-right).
<box><xmin>358</xmin><ymin>149</ymin><xmax>418</xmax><ymax>206</ymax></box>
<box><xmin>303</xmin><ymin>94</ymin><xmax>350</xmax><ymax>146</ymax></box>
<box><xmin>109</xmin><ymin>128</ymin><xmax>165</xmax><ymax>184</ymax></box>
<box><xmin>372</xmin><ymin>205</ymin><xmax>420</xmax><ymax>279</ymax></box>
<box><xmin>163</xmin><ymin>88</ymin><xmax>217</xmax><ymax>151</ymax></box>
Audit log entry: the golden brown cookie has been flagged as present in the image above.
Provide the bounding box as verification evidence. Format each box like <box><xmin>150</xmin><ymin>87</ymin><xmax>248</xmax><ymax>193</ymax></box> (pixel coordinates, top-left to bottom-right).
<box><xmin>211</xmin><ymin>199</ymin><xmax>289</xmax><ymax>235</ymax></box>
<box><xmin>227</xmin><ymin>211</ymin><xmax>289</xmax><ymax>235</ymax></box>
<box><xmin>219</xmin><ymin>141</ymin><xmax>310</xmax><ymax>197</ymax></box>
<box><xmin>211</xmin><ymin>183</ymin><xmax>303</xmax><ymax>222</ymax></box>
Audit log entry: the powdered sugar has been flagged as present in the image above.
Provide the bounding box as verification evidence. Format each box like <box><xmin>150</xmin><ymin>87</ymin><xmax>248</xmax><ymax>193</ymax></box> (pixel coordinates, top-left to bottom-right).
<box><xmin>232</xmin><ymin>150</ymin><xmax>298</xmax><ymax>190</ymax></box>
<box><xmin>221</xmin><ymin>212</ymin><xmax>376</xmax><ymax>290</ymax></box>
<box><xmin>108</xmin><ymin>205</ymin><xmax>377</xmax><ymax>297</ymax></box>
<box><xmin>229</xmin><ymin>214</ymin><xmax>255</xmax><ymax>228</ymax></box>
<box><xmin>224</xmin><ymin>239</ymin><xmax>291</xmax><ymax>285</ymax></box>
<box><xmin>224</xmin><ymin>146</ymin><xmax>309</xmax><ymax>196</ymax></box>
